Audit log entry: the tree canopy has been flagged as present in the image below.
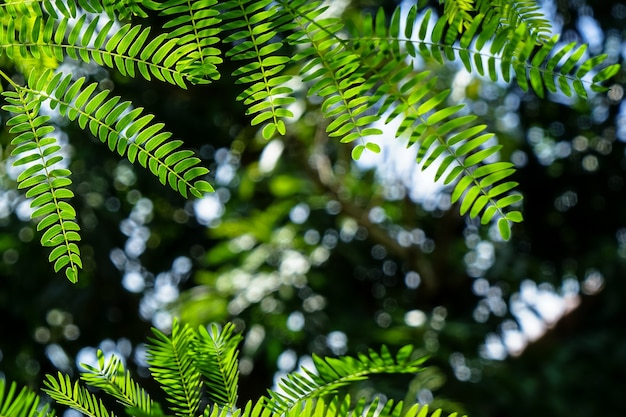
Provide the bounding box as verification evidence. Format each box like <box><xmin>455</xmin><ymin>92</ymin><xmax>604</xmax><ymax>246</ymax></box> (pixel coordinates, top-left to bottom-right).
<box><xmin>0</xmin><ymin>1</ymin><xmax>624</xmax><ymax>416</ymax></box>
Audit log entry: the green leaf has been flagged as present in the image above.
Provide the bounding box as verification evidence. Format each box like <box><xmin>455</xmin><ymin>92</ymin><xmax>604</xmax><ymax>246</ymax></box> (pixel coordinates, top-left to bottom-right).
<box><xmin>365</xmin><ymin>142</ymin><xmax>381</xmax><ymax>153</ymax></box>
<box><xmin>451</xmin><ymin>176</ymin><xmax>473</xmax><ymax>204</ymax></box>
<box><xmin>147</xmin><ymin>320</ymin><xmax>202</xmax><ymax>416</ymax></box>
<box><xmin>352</xmin><ymin>144</ymin><xmax>365</xmax><ymax>160</ymax></box>
<box><xmin>507</xmin><ymin>210</ymin><xmax>524</xmax><ymax>223</ymax></box>
<box><xmin>592</xmin><ymin>64</ymin><xmax>620</xmax><ymax>83</ymax></box>
<box><xmin>498</xmin><ymin>218</ymin><xmax>512</xmax><ymax>240</ymax></box>
<box><xmin>460</xmin><ymin>186</ymin><xmax>481</xmax><ymax>215</ymax></box>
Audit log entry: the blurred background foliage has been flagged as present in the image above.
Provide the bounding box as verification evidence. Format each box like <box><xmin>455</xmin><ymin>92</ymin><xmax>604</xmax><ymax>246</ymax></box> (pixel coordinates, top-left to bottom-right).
<box><xmin>1</xmin><ymin>0</ymin><xmax>626</xmax><ymax>416</ymax></box>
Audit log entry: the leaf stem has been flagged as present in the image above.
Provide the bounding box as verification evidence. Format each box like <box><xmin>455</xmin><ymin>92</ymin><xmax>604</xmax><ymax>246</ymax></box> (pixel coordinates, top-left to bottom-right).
<box><xmin>0</xmin><ymin>68</ymin><xmax>20</xmax><ymax>89</ymax></box>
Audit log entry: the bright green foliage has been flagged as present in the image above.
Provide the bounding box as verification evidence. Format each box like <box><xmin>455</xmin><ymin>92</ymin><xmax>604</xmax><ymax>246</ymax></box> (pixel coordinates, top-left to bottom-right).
<box><xmin>0</xmin><ymin>0</ymin><xmax>619</xmax><ymax>283</ymax></box>
<box><xmin>349</xmin><ymin>7</ymin><xmax>529</xmax><ymax>234</ymax></box>
<box><xmin>193</xmin><ymin>323</ymin><xmax>242</xmax><ymax>409</ymax></box>
<box><xmin>0</xmin><ymin>0</ymin><xmax>153</xmax><ymax>21</ymax></box>
<box><xmin>144</xmin><ymin>0</ymin><xmax>223</xmax><ymax>82</ymax></box>
<box><xmin>147</xmin><ymin>320</ymin><xmax>204</xmax><ymax>416</ymax></box>
<box><xmin>490</xmin><ymin>1</ymin><xmax>552</xmax><ymax>42</ymax></box>
<box><xmin>219</xmin><ymin>0</ymin><xmax>297</xmax><ymax>138</ymax></box>
<box><xmin>2</xmin><ymin>88</ymin><xmax>82</xmax><ymax>283</ymax></box>
<box><xmin>448</xmin><ymin>0</ymin><xmax>553</xmax><ymax>42</ymax></box>
<box><xmin>79</xmin><ymin>350</ymin><xmax>162</xmax><ymax>416</ymax></box>
<box><xmin>262</xmin><ymin>0</ymin><xmax>614</xmax><ymax>238</ymax></box>
<box><xmin>139</xmin><ymin>322</ymin><xmax>430</xmax><ymax>417</ymax></box>
<box><xmin>282</xmin><ymin>0</ymin><xmax>384</xmax><ymax>150</ymax></box>
<box><xmin>388</xmin><ymin>3</ymin><xmax>619</xmax><ymax>99</ymax></box>
<box><xmin>0</xmin><ymin>379</ymin><xmax>52</xmax><ymax>417</ymax></box>
<box><xmin>1</xmin><ymin>67</ymin><xmax>213</xmax><ymax>282</ymax></box>
<box><xmin>278</xmin><ymin>397</ymin><xmax>460</xmax><ymax>417</ymax></box>
<box><xmin>25</xmin><ymin>69</ymin><xmax>214</xmax><ymax>199</ymax></box>
<box><xmin>0</xmin><ymin>321</ymin><xmax>461</xmax><ymax>417</ymax></box>
<box><xmin>440</xmin><ymin>0</ymin><xmax>475</xmax><ymax>32</ymax></box>
<box><xmin>43</xmin><ymin>372</ymin><xmax>114</xmax><ymax>417</ymax></box>
<box><xmin>0</xmin><ymin>7</ymin><xmax>206</xmax><ymax>87</ymax></box>
<box><xmin>267</xmin><ymin>344</ymin><xmax>428</xmax><ymax>415</ymax></box>
<box><xmin>0</xmin><ymin>0</ymin><xmax>221</xmax><ymax>282</ymax></box>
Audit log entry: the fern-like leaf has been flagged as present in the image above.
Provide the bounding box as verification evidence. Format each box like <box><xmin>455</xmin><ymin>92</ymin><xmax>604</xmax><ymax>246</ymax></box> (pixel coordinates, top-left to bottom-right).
<box><xmin>377</xmin><ymin>4</ymin><xmax>618</xmax><ymax>99</ymax></box>
<box><xmin>352</xmin><ymin>2</ymin><xmax>619</xmax><ymax>98</ymax></box>
<box><xmin>2</xmin><ymin>88</ymin><xmax>82</xmax><ymax>282</ymax></box>
<box><xmin>280</xmin><ymin>0</ymin><xmax>383</xmax><ymax>154</ymax></box>
<box><xmin>440</xmin><ymin>0</ymin><xmax>475</xmax><ymax>33</ymax></box>
<box><xmin>237</xmin><ymin>399</ymin><xmax>267</xmax><ymax>417</ymax></box>
<box><xmin>24</xmin><ymin>69</ymin><xmax>213</xmax><ymax>199</ymax></box>
<box><xmin>146</xmin><ymin>320</ymin><xmax>203</xmax><ymax>417</ymax></box>
<box><xmin>0</xmin><ymin>0</ymin><xmax>91</xmax><ymax>19</ymax></box>
<box><xmin>79</xmin><ymin>350</ymin><xmax>163</xmax><ymax>416</ymax></box>
<box><xmin>1</xmin><ymin>13</ymin><xmax>206</xmax><ymax>88</ymax></box>
<box><xmin>38</xmin><ymin>322</ymin><xmax>464</xmax><ymax>417</ymax></box>
<box><xmin>267</xmin><ymin>345</ymin><xmax>427</xmax><ymax>415</ymax></box>
<box><xmin>102</xmin><ymin>0</ymin><xmax>156</xmax><ymax>20</ymax></box>
<box><xmin>0</xmin><ymin>0</ymin><xmax>151</xmax><ymax>20</ymax></box>
<box><xmin>219</xmin><ymin>0</ymin><xmax>296</xmax><ymax>138</ymax></box>
<box><xmin>0</xmin><ymin>0</ymin><xmax>40</xmax><ymax>19</ymax></box>
<box><xmin>146</xmin><ymin>0</ymin><xmax>223</xmax><ymax>82</ymax></box>
<box><xmin>346</xmin><ymin>3</ymin><xmax>619</xmax><ymax>237</ymax></box>
<box><xmin>0</xmin><ymin>379</ymin><xmax>54</xmax><ymax>417</ymax></box>
<box><xmin>203</xmin><ymin>404</ymin><xmax>241</xmax><ymax>417</ymax></box>
<box><xmin>278</xmin><ymin>395</ymin><xmax>464</xmax><ymax>417</ymax></box>
<box><xmin>409</xmin><ymin>97</ymin><xmax>524</xmax><ymax>238</ymax></box>
<box><xmin>43</xmin><ymin>372</ymin><xmax>116</xmax><ymax>417</ymax></box>
<box><xmin>477</xmin><ymin>0</ymin><xmax>552</xmax><ymax>43</ymax></box>
<box><xmin>193</xmin><ymin>322</ymin><xmax>242</xmax><ymax>409</ymax></box>
<box><xmin>353</xmin><ymin>12</ymin><xmax>523</xmax><ymax>238</ymax></box>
